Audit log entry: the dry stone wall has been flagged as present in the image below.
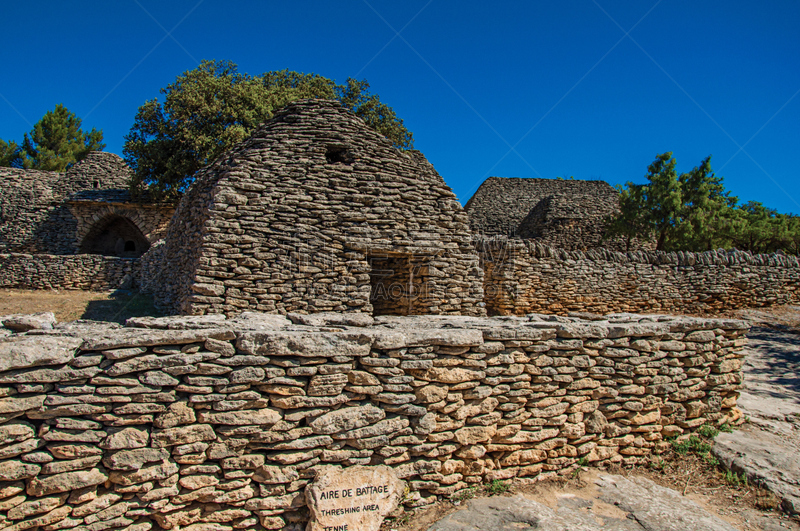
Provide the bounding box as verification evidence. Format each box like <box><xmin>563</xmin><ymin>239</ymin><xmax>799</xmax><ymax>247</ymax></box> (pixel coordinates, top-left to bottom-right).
<box><xmin>0</xmin><ymin>153</ymin><xmax>133</xmax><ymax>254</ymax></box>
<box><xmin>149</xmin><ymin>99</ymin><xmax>484</xmax><ymax>317</ymax></box>
<box><xmin>479</xmin><ymin>238</ymin><xmax>800</xmax><ymax>315</ymax></box>
<box><xmin>0</xmin><ymin>311</ymin><xmax>748</xmax><ymax>531</ymax></box>
<box><xmin>0</xmin><ymin>254</ymin><xmax>137</xmax><ymax>291</ymax></box>
<box><xmin>69</xmin><ymin>202</ymin><xmax>174</xmax><ymax>257</ymax></box>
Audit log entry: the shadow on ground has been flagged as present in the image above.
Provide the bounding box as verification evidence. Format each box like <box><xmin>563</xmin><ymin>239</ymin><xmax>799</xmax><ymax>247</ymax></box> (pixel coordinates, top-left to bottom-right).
<box><xmin>81</xmin><ymin>289</ymin><xmax>163</xmax><ymax>324</ymax></box>
<box><xmin>745</xmin><ymin>326</ymin><xmax>800</xmax><ymax>405</ymax></box>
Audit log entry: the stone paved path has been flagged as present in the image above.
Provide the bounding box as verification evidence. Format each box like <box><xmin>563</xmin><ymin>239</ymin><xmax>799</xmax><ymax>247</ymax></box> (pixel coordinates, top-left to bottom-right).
<box><xmin>427</xmin><ymin>474</ymin><xmax>739</xmax><ymax>531</ymax></box>
<box><xmin>713</xmin><ymin>325</ymin><xmax>800</xmax><ymax>516</ymax></box>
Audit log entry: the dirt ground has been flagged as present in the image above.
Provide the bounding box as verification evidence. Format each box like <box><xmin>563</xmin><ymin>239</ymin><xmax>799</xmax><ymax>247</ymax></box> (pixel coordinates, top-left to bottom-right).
<box><xmin>0</xmin><ymin>288</ymin><xmax>161</xmax><ymax>323</ymax></box>
<box><xmin>1</xmin><ymin>289</ymin><xmax>798</xmax><ymax>530</ymax></box>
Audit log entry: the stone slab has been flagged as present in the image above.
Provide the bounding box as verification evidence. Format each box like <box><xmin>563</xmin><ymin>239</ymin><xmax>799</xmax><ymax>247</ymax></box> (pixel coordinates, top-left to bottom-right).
<box><xmin>427</xmin><ymin>474</ymin><xmax>739</xmax><ymax>531</ymax></box>
<box><xmin>305</xmin><ymin>465</ymin><xmax>404</xmax><ymax>531</ymax></box>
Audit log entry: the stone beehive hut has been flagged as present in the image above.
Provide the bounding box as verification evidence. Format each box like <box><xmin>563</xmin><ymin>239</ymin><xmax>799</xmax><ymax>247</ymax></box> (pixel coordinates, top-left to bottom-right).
<box><xmin>150</xmin><ymin>99</ymin><xmax>485</xmax><ymax>317</ymax></box>
<box><xmin>464</xmin><ymin>176</ymin><xmax>623</xmax><ymax>250</ymax></box>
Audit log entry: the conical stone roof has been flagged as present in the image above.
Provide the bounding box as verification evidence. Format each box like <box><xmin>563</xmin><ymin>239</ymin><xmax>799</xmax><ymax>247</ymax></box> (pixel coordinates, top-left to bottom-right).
<box><xmin>149</xmin><ymin>99</ymin><xmax>484</xmax><ymax>316</ymax></box>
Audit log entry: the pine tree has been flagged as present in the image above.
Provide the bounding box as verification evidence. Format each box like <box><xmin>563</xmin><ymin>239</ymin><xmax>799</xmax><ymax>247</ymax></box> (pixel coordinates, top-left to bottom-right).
<box><xmin>18</xmin><ymin>104</ymin><xmax>105</xmax><ymax>171</ymax></box>
<box><xmin>0</xmin><ymin>139</ymin><xmax>21</xmax><ymax>167</ymax></box>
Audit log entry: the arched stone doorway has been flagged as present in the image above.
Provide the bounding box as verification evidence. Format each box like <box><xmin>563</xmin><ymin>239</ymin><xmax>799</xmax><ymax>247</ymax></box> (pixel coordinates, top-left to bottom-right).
<box><xmin>79</xmin><ymin>215</ymin><xmax>150</xmax><ymax>258</ymax></box>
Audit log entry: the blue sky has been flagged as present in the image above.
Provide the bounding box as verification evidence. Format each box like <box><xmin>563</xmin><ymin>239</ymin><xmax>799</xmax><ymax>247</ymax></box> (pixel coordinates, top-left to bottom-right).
<box><xmin>1</xmin><ymin>1</ymin><xmax>798</xmax><ymax>213</ymax></box>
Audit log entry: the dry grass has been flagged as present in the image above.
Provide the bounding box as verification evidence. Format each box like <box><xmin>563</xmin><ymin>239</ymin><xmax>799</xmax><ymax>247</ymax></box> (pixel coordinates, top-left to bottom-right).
<box><xmin>0</xmin><ymin>288</ymin><xmax>162</xmax><ymax>324</ymax></box>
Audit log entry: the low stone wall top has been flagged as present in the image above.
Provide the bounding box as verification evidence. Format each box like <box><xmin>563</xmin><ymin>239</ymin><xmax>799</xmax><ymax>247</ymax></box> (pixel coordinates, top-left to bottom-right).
<box><xmin>514</xmin><ymin>239</ymin><xmax>800</xmax><ymax>267</ymax></box>
<box><xmin>0</xmin><ymin>253</ymin><xmax>137</xmax><ymax>291</ymax></box>
<box><xmin>0</xmin><ymin>311</ymin><xmax>747</xmax><ymax>530</ymax></box>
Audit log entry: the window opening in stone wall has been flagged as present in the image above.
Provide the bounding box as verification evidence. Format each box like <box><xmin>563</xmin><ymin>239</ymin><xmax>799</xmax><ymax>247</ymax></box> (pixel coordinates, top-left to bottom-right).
<box><xmin>93</xmin><ymin>180</ymin><xmax>100</xmax><ymax>189</ymax></box>
<box><xmin>368</xmin><ymin>252</ymin><xmax>433</xmax><ymax>316</ymax></box>
<box><xmin>325</xmin><ymin>146</ymin><xmax>355</xmax><ymax>165</ymax></box>
<box><xmin>79</xmin><ymin>215</ymin><xmax>150</xmax><ymax>258</ymax></box>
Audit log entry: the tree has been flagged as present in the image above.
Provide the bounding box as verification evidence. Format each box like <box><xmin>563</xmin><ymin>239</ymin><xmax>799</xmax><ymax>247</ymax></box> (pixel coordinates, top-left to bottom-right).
<box><xmin>606</xmin><ymin>152</ymin><xmax>736</xmax><ymax>251</ymax></box>
<box><xmin>721</xmin><ymin>201</ymin><xmax>800</xmax><ymax>254</ymax></box>
<box><xmin>124</xmin><ymin>60</ymin><xmax>414</xmax><ymax>202</ymax></box>
<box><xmin>0</xmin><ymin>139</ymin><xmax>21</xmax><ymax>167</ymax></box>
<box><xmin>604</xmin><ymin>182</ymin><xmax>648</xmax><ymax>252</ymax></box>
<box><xmin>675</xmin><ymin>156</ymin><xmax>737</xmax><ymax>251</ymax></box>
<box><xmin>1</xmin><ymin>104</ymin><xmax>105</xmax><ymax>171</ymax></box>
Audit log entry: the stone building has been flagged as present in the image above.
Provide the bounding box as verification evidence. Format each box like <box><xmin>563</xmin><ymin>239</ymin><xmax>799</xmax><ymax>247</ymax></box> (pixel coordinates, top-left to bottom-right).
<box><xmin>464</xmin><ymin>176</ymin><xmax>627</xmax><ymax>250</ymax></box>
<box><xmin>0</xmin><ymin>151</ymin><xmax>173</xmax><ymax>257</ymax></box>
<box><xmin>148</xmin><ymin>99</ymin><xmax>485</xmax><ymax>317</ymax></box>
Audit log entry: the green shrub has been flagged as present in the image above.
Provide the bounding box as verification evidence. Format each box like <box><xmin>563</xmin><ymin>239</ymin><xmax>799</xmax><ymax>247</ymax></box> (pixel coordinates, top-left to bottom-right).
<box><xmin>672</xmin><ymin>435</ymin><xmax>712</xmax><ymax>456</ymax></box>
<box><xmin>697</xmin><ymin>424</ymin><xmax>720</xmax><ymax>438</ymax></box>
<box><xmin>485</xmin><ymin>479</ymin><xmax>510</xmax><ymax>495</ymax></box>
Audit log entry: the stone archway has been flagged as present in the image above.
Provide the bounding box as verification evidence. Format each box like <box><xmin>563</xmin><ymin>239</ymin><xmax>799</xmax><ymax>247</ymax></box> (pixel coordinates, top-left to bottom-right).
<box><xmin>79</xmin><ymin>215</ymin><xmax>150</xmax><ymax>258</ymax></box>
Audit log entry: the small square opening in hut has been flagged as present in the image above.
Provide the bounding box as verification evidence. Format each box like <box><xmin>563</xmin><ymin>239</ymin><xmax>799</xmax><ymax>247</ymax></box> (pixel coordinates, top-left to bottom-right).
<box><xmin>369</xmin><ymin>251</ymin><xmax>436</xmax><ymax>316</ymax></box>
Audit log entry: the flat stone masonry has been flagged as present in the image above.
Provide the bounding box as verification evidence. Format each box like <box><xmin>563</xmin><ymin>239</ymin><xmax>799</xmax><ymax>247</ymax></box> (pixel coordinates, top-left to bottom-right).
<box><xmin>0</xmin><ymin>152</ymin><xmax>134</xmax><ymax>254</ymax></box>
<box><xmin>0</xmin><ymin>254</ymin><xmax>137</xmax><ymax>291</ymax></box>
<box><xmin>479</xmin><ymin>238</ymin><xmax>800</xmax><ymax>315</ymax></box>
<box><xmin>0</xmin><ymin>311</ymin><xmax>748</xmax><ymax>530</ymax></box>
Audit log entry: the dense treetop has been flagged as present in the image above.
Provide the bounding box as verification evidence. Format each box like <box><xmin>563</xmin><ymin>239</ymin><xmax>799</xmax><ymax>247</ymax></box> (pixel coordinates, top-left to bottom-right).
<box><xmin>606</xmin><ymin>152</ymin><xmax>800</xmax><ymax>254</ymax></box>
<box><xmin>0</xmin><ymin>104</ymin><xmax>104</xmax><ymax>171</ymax></box>
<box><xmin>123</xmin><ymin>60</ymin><xmax>414</xmax><ymax>202</ymax></box>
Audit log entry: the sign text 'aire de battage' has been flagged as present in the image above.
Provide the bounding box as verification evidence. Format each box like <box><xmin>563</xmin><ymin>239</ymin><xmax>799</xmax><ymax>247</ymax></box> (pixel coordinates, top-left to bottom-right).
<box><xmin>305</xmin><ymin>465</ymin><xmax>405</xmax><ymax>531</ymax></box>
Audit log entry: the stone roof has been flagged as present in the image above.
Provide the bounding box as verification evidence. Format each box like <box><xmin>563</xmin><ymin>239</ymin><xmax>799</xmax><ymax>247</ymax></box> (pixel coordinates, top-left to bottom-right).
<box><xmin>464</xmin><ymin>176</ymin><xmax>619</xmax><ymax>236</ymax></box>
<box><xmin>525</xmin><ymin>193</ymin><xmax>619</xmax><ymax>220</ymax></box>
<box><xmin>148</xmin><ymin>99</ymin><xmax>484</xmax><ymax>317</ymax></box>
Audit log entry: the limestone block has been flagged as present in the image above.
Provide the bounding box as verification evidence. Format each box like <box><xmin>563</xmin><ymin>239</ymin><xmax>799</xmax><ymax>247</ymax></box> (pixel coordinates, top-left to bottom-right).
<box><xmin>197</xmin><ymin>409</ymin><xmax>280</xmax><ymax>426</ymax></box>
<box><xmin>0</xmin><ymin>336</ymin><xmax>79</xmax><ymax>373</ymax></box>
<box><xmin>152</xmin><ymin>424</ymin><xmax>216</xmax><ymax>447</ymax></box>
<box><xmin>102</xmin><ymin>448</ymin><xmax>170</xmax><ymax>471</ymax></box>
<box><xmin>27</xmin><ymin>468</ymin><xmax>108</xmax><ymax>496</ymax></box>
<box><xmin>305</xmin><ymin>465</ymin><xmax>405</xmax><ymax>531</ymax></box>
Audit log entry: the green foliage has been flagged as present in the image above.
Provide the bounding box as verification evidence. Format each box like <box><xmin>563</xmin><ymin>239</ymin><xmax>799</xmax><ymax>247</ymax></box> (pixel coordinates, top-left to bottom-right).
<box><xmin>485</xmin><ymin>479</ymin><xmax>510</xmax><ymax>495</ymax></box>
<box><xmin>722</xmin><ymin>201</ymin><xmax>800</xmax><ymax>254</ymax></box>
<box><xmin>608</xmin><ymin>152</ymin><xmax>800</xmax><ymax>253</ymax></box>
<box><xmin>697</xmin><ymin>422</ymin><xmax>733</xmax><ymax>438</ymax></box>
<box><xmin>0</xmin><ymin>104</ymin><xmax>104</xmax><ymax>171</ymax></box>
<box><xmin>671</xmin><ymin>435</ymin><xmax>712</xmax><ymax>456</ymax></box>
<box><xmin>576</xmin><ymin>456</ymin><xmax>589</xmax><ymax>466</ymax></box>
<box><xmin>0</xmin><ymin>138</ymin><xmax>21</xmax><ymax>167</ymax></box>
<box><xmin>697</xmin><ymin>423</ymin><xmax>720</xmax><ymax>439</ymax></box>
<box><xmin>451</xmin><ymin>485</ymin><xmax>478</xmax><ymax>503</ymax></box>
<box><xmin>723</xmin><ymin>469</ymin><xmax>748</xmax><ymax>488</ymax></box>
<box><xmin>124</xmin><ymin>60</ymin><xmax>413</xmax><ymax>202</ymax></box>
<box><xmin>670</xmin><ymin>434</ymin><xmax>720</xmax><ymax>465</ymax></box>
